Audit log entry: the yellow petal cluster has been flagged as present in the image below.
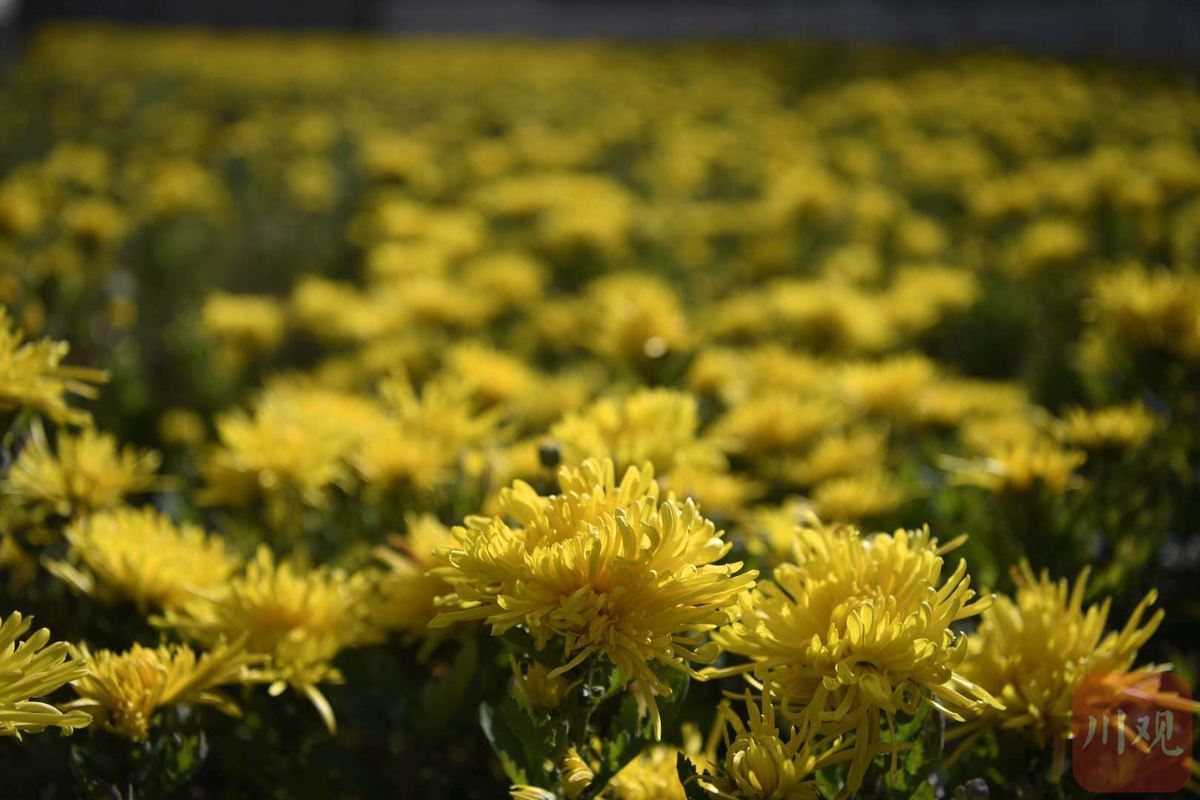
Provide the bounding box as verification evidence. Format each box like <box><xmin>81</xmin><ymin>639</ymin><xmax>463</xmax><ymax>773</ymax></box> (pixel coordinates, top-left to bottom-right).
<box><xmin>0</xmin><ymin>611</ymin><xmax>91</xmax><ymax>738</ymax></box>
<box><xmin>0</xmin><ymin>309</ymin><xmax>106</xmax><ymax>425</ymax></box>
<box><xmin>159</xmin><ymin>547</ymin><xmax>378</xmax><ymax>733</ymax></box>
<box><xmin>54</xmin><ymin>507</ymin><xmax>239</xmax><ymax>609</ymax></box>
<box><xmin>959</xmin><ymin>561</ymin><xmax>1163</xmax><ymax>746</ymax></box>
<box><xmin>711</xmin><ymin>519</ymin><xmax>999</xmax><ymax>792</ymax></box>
<box><xmin>432</xmin><ymin>458</ymin><xmax>757</xmax><ymax>736</ymax></box>
<box><xmin>65</xmin><ymin>640</ymin><xmax>258</xmax><ymax>741</ymax></box>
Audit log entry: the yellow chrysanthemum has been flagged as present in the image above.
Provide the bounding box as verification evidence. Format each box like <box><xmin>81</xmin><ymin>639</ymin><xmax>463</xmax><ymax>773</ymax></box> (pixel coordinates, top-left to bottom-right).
<box><xmin>65</xmin><ymin>640</ymin><xmax>258</xmax><ymax>741</ymax></box>
<box><xmin>0</xmin><ymin>611</ymin><xmax>91</xmax><ymax>737</ymax></box>
<box><xmin>372</xmin><ymin>514</ymin><xmax>456</xmax><ymax>641</ymax></box>
<box><xmin>0</xmin><ymin>308</ymin><xmax>106</xmax><ymax>425</ymax></box>
<box><xmin>509</xmin><ymin>656</ymin><xmax>572</xmax><ymax>711</ymax></box>
<box><xmin>1089</xmin><ymin>265</ymin><xmax>1200</xmax><ymax>359</ymax></box>
<box><xmin>4</xmin><ymin>424</ymin><xmax>160</xmax><ymax>516</ymax></box>
<box><xmin>444</xmin><ymin>342</ymin><xmax>538</xmax><ymax>408</ymax></box>
<box><xmin>703</xmin><ymin>691</ymin><xmax>846</xmax><ymax>800</ymax></box>
<box><xmin>784</xmin><ymin>428</ymin><xmax>888</xmax><ymax>487</ymax></box>
<box><xmin>837</xmin><ymin>355</ymin><xmax>939</xmax><ymax>420</ymax></box>
<box><xmin>432</xmin><ymin>458</ymin><xmax>757</xmax><ymax>737</ymax></box>
<box><xmin>947</xmin><ymin>442</ymin><xmax>1086</xmax><ymax>494</ymax></box>
<box><xmin>159</xmin><ymin>547</ymin><xmax>378</xmax><ymax>733</ymax></box>
<box><xmin>711</xmin><ymin>395</ymin><xmax>846</xmax><ymax>465</ymax></box>
<box><xmin>202</xmin><ymin>383</ymin><xmax>385</xmax><ymax>509</ymax></box>
<box><xmin>550</xmin><ymin>388</ymin><xmax>726</xmax><ymax>478</ymax></box>
<box><xmin>51</xmin><ymin>507</ymin><xmax>239</xmax><ymax>610</ymax></box>
<box><xmin>711</xmin><ymin>519</ymin><xmax>999</xmax><ymax>793</ymax></box>
<box><xmin>352</xmin><ymin>374</ymin><xmax>500</xmax><ymax>491</ymax></box>
<box><xmin>560</xmin><ymin>746</ymin><xmax>596</xmax><ymax>798</ymax></box>
<box><xmin>1056</xmin><ymin>403</ymin><xmax>1157</xmax><ymax>450</ymax></box>
<box><xmin>957</xmin><ymin>562</ymin><xmax>1163</xmax><ymax>749</ymax></box>
<box><xmin>810</xmin><ymin>470</ymin><xmax>908</xmax><ymax>523</ymax></box>
<box><xmin>956</xmin><ymin>413</ymin><xmax>1048</xmax><ymax>454</ymax></box>
<box><xmin>200</xmin><ymin>292</ymin><xmax>286</xmax><ymax>353</ymax></box>
<box><xmin>581</xmin><ymin>273</ymin><xmax>689</xmax><ymax>366</ymax></box>
<box><xmin>157</xmin><ymin>407</ymin><xmax>207</xmax><ymax>447</ymax></box>
<box><xmin>609</xmin><ymin>743</ymin><xmax>687</xmax><ymax>800</ymax></box>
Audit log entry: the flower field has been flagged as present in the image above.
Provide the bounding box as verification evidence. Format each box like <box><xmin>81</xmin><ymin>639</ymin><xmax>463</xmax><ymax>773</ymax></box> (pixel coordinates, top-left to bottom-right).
<box><xmin>1</xmin><ymin>24</ymin><xmax>1198</xmax><ymax>799</ymax></box>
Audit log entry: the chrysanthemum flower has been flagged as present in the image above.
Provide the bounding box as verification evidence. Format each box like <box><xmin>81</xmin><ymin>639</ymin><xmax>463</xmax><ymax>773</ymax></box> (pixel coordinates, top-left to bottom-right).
<box><xmin>372</xmin><ymin>514</ymin><xmax>456</xmax><ymax>642</ymax></box>
<box><xmin>836</xmin><ymin>354</ymin><xmax>939</xmax><ymax>420</ymax></box>
<box><xmin>610</xmin><ymin>744</ymin><xmax>692</xmax><ymax>800</ymax></box>
<box><xmin>550</xmin><ymin>389</ymin><xmax>744</xmax><ymax>511</ymax></box>
<box><xmin>431</xmin><ymin>458</ymin><xmax>757</xmax><ymax>737</ymax></box>
<box><xmin>956</xmin><ymin>413</ymin><xmax>1048</xmax><ymax>454</ymax></box>
<box><xmin>444</xmin><ymin>342</ymin><xmax>538</xmax><ymax>408</ymax></box>
<box><xmin>352</xmin><ymin>374</ymin><xmax>500</xmax><ymax>491</ymax></box>
<box><xmin>1056</xmin><ymin>402</ymin><xmax>1157</xmax><ymax>451</ymax></box>
<box><xmin>65</xmin><ymin>640</ymin><xmax>259</xmax><ymax>741</ymax></box>
<box><xmin>810</xmin><ymin>470</ymin><xmax>907</xmax><ymax>523</ymax></box>
<box><xmin>551</xmin><ymin>389</ymin><xmax>722</xmax><ymax>477</ymax></box>
<box><xmin>509</xmin><ymin>656</ymin><xmax>572</xmax><ymax>711</ymax></box>
<box><xmin>784</xmin><ymin>428</ymin><xmax>888</xmax><ymax>487</ymax></box>
<box><xmin>202</xmin><ymin>382</ymin><xmax>386</xmax><ymax>509</ymax></box>
<box><xmin>0</xmin><ymin>308</ymin><xmax>106</xmax><ymax>425</ymax></box>
<box><xmin>559</xmin><ymin>747</ymin><xmax>595</xmax><ymax>798</ymax></box>
<box><xmin>159</xmin><ymin>547</ymin><xmax>378</xmax><ymax>733</ymax></box>
<box><xmin>580</xmin><ymin>273</ymin><xmax>689</xmax><ymax>365</ymax></box>
<box><xmin>710</xmin><ymin>519</ymin><xmax>999</xmax><ymax>793</ymax></box>
<box><xmin>51</xmin><ymin>507</ymin><xmax>239</xmax><ymax>610</ymax></box>
<box><xmin>946</xmin><ymin>442</ymin><xmax>1086</xmax><ymax>494</ymax></box>
<box><xmin>710</xmin><ymin>395</ymin><xmax>846</xmax><ymax>465</ymax></box>
<box><xmin>0</xmin><ymin>611</ymin><xmax>91</xmax><ymax>737</ymax></box>
<box><xmin>1088</xmin><ymin>264</ymin><xmax>1200</xmax><ymax>359</ymax></box>
<box><xmin>703</xmin><ymin>690</ymin><xmax>847</xmax><ymax>800</ymax></box>
<box><xmin>956</xmin><ymin>562</ymin><xmax>1163</xmax><ymax>751</ymax></box>
<box><xmin>4</xmin><ymin>424</ymin><xmax>160</xmax><ymax>516</ymax></box>
<box><xmin>200</xmin><ymin>291</ymin><xmax>287</xmax><ymax>353</ymax></box>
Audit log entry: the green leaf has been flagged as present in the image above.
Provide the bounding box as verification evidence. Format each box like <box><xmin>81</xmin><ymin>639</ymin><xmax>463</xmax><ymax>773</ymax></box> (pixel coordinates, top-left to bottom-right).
<box><xmin>479</xmin><ymin>702</ymin><xmax>529</xmax><ymax>785</ymax></box>
<box><xmin>676</xmin><ymin>752</ymin><xmax>709</xmax><ymax>800</ymax></box>
<box><xmin>420</xmin><ymin>638</ymin><xmax>479</xmax><ymax>733</ymax></box>
<box><xmin>593</xmin><ymin>664</ymin><xmax>691</xmax><ymax>792</ymax></box>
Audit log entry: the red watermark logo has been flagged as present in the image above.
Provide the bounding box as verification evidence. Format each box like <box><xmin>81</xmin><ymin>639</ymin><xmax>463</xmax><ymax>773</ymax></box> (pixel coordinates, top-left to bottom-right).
<box><xmin>1072</xmin><ymin>671</ymin><xmax>1194</xmax><ymax>793</ymax></box>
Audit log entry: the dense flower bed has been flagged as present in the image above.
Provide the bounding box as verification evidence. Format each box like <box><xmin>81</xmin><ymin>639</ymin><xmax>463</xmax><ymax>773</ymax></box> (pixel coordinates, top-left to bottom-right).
<box><xmin>0</xmin><ymin>24</ymin><xmax>1197</xmax><ymax>799</ymax></box>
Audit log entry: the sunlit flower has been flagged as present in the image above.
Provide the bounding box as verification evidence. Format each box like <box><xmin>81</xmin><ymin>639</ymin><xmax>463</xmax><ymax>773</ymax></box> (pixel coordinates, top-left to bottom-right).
<box><xmin>352</xmin><ymin>374</ymin><xmax>500</xmax><ymax>491</ymax></box>
<box><xmin>202</xmin><ymin>382</ymin><xmax>385</xmax><ymax>509</ymax></box>
<box><xmin>550</xmin><ymin>389</ymin><xmax>725</xmax><ymax>477</ymax></box>
<box><xmin>957</xmin><ymin>562</ymin><xmax>1163</xmax><ymax>749</ymax></box>
<box><xmin>581</xmin><ymin>273</ymin><xmax>689</xmax><ymax>365</ymax></box>
<box><xmin>4</xmin><ymin>424</ymin><xmax>160</xmax><ymax>516</ymax></box>
<box><xmin>785</xmin><ymin>428</ymin><xmax>888</xmax><ymax>487</ymax></box>
<box><xmin>703</xmin><ymin>690</ymin><xmax>846</xmax><ymax>800</ymax></box>
<box><xmin>65</xmin><ymin>640</ymin><xmax>258</xmax><ymax>741</ymax></box>
<box><xmin>1056</xmin><ymin>402</ymin><xmax>1157</xmax><ymax>450</ymax></box>
<box><xmin>51</xmin><ymin>507</ymin><xmax>239</xmax><ymax>610</ymax></box>
<box><xmin>509</xmin><ymin>657</ymin><xmax>572</xmax><ymax>711</ymax></box>
<box><xmin>371</xmin><ymin>514</ymin><xmax>456</xmax><ymax>642</ymax></box>
<box><xmin>608</xmin><ymin>748</ymin><xmax>683</xmax><ymax>799</ymax></box>
<box><xmin>711</xmin><ymin>395</ymin><xmax>845</xmax><ymax>465</ymax></box>
<box><xmin>946</xmin><ymin>442</ymin><xmax>1086</xmax><ymax>494</ymax></box>
<box><xmin>560</xmin><ymin>747</ymin><xmax>595</xmax><ymax>798</ymax></box>
<box><xmin>158</xmin><ymin>407</ymin><xmax>207</xmax><ymax>447</ymax></box>
<box><xmin>0</xmin><ymin>611</ymin><xmax>91</xmax><ymax>737</ymax></box>
<box><xmin>0</xmin><ymin>308</ymin><xmax>106</xmax><ymax>425</ymax></box>
<box><xmin>160</xmin><ymin>547</ymin><xmax>378</xmax><ymax>733</ymax></box>
<box><xmin>711</xmin><ymin>519</ymin><xmax>999</xmax><ymax>792</ymax></box>
<box><xmin>200</xmin><ymin>292</ymin><xmax>287</xmax><ymax>353</ymax></box>
<box><xmin>432</xmin><ymin>458</ymin><xmax>757</xmax><ymax>737</ymax></box>
<box><xmin>837</xmin><ymin>355</ymin><xmax>939</xmax><ymax>420</ymax></box>
<box><xmin>810</xmin><ymin>470</ymin><xmax>908</xmax><ymax>523</ymax></box>
<box><xmin>1088</xmin><ymin>265</ymin><xmax>1200</xmax><ymax>359</ymax></box>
